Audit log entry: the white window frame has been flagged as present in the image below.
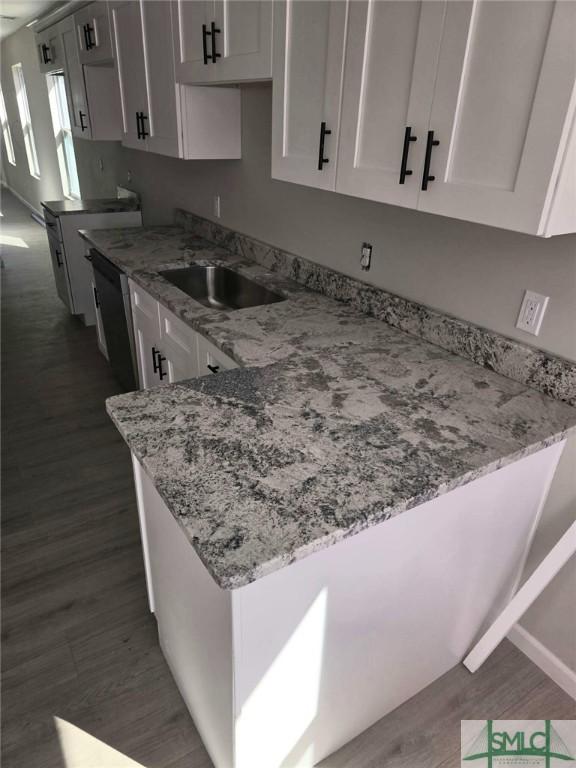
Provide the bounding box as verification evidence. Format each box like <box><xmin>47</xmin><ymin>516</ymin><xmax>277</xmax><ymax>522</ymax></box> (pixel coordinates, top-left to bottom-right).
<box><xmin>47</xmin><ymin>73</ymin><xmax>80</xmax><ymax>200</ymax></box>
<box><xmin>0</xmin><ymin>87</ymin><xmax>16</xmax><ymax>166</ymax></box>
<box><xmin>11</xmin><ymin>63</ymin><xmax>40</xmax><ymax>179</ymax></box>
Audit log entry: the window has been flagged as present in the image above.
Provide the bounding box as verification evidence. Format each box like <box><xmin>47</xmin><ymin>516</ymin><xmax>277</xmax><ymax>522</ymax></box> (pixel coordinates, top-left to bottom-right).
<box><xmin>11</xmin><ymin>63</ymin><xmax>40</xmax><ymax>178</ymax></box>
<box><xmin>47</xmin><ymin>74</ymin><xmax>80</xmax><ymax>199</ymax></box>
<box><xmin>0</xmin><ymin>87</ymin><xmax>16</xmax><ymax>165</ymax></box>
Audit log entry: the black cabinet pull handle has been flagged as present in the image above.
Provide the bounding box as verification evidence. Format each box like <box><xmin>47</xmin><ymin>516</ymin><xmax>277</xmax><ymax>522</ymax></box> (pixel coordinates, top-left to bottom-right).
<box><xmin>207</xmin><ymin>364</ymin><xmax>220</xmax><ymax>374</ymax></box>
<box><xmin>136</xmin><ymin>112</ymin><xmax>142</xmax><ymax>139</ymax></box>
<box><xmin>210</xmin><ymin>21</ymin><xmax>221</xmax><ymax>63</ymax></box>
<box><xmin>79</xmin><ymin>110</ymin><xmax>87</xmax><ymax>131</ymax></box>
<box><xmin>158</xmin><ymin>354</ymin><xmax>167</xmax><ymax>380</ymax></box>
<box><xmin>83</xmin><ymin>24</ymin><xmax>89</xmax><ymax>50</ymax></box>
<box><xmin>55</xmin><ymin>249</ymin><xmax>63</xmax><ymax>267</ymax></box>
<box><xmin>140</xmin><ymin>113</ymin><xmax>149</xmax><ymax>139</ymax></box>
<box><xmin>85</xmin><ymin>23</ymin><xmax>95</xmax><ymax>50</ymax></box>
<box><xmin>421</xmin><ymin>130</ymin><xmax>439</xmax><ymax>191</ymax></box>
<box><xmin>41</xmin><ymin>44</ymin><xmax>52</xmax><ymax>64</ymax></box>
<box><xmin>317</xmin><ymin>121</ymin><xmax>331</xmax><ymax>170</ymax></box>
<box><xmin>399</xmin><ymin>126</ymin><xmax>417</xmax><ymax>184</ymax></box>
<box><xmin>93</xmin><ymin>285</ymin><xmax>99</xmax><ymax>308</ymax></box>
<box><xmin>202</xmin><ymin>23</ymin><xmax>209</xmax><ymax>65</ymax></box>
<box><xmin>152</xmin><ymin>346</ymin><xmax>160</xmax><ymax>373</ymax></box>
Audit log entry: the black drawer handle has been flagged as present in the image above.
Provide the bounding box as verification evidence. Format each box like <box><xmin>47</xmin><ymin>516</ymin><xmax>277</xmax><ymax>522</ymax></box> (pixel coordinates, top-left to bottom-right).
<box><xmin>202</xmin><ymin>23</ymin><xmax>209</xmax><ymax>65</ymax></box>
<box><xmin>207</xmin><ymin>364</ymin><xmax>220</xmax><ymax>374</ymax></box>
<box><xmin>79</xmin><ymin>110</ymin><xmax>87</xmax><ymax>131</ymax></box>
<box><xmin>152</xmin><ymin>347</ymin><xmax>167</xmax><ymax>380</ymax></box>
<box><xmin>136</xmin><ymin>112</ymin><xmax>142</xmax><ymax>139</ymax></box>
<box><xmin>55</xmin><ymin>249</ymin><xmax>63</xmax><ymax>267</ymax></box>
<box><xmin>210</xmin><ymin>21</ymin><xmax>221</xmax><ymax>63</ymax></box>
<box><xmin>84</xmin><ymin>23</ymin><xmax>95</xmax><ymax>50</ymax></box>
<box><xmin>140</xmin><ymin>113</ymin><xmax>149</xmax><ymax>139</ymax></box>
<box><xmin>421</xmin><ymin>130</ymin><xmax>439</xmax><ymax>191</ymax></box>
<box><xmin>318</xmin><ymin>121</ymin><xmax>331</xmax><ymax>170</ymax></box>
<box><xmin>399</xmin><ymin>126</ymin><xmax>417</xmax><ymax>184</ymax></box>
<box><xmin>152</xmin><ymin>346</ymin><xmax>160</xmax><ymax>373</ymax></box>
<box><xmin>41</xmin><ymin>44</ymin><xmax>52</xmax><ymax>64</ymax></box>
<box><xmin>93</xmin><ymin>285</ymin><xmax>99</xmax><ymax>308</ymax></box>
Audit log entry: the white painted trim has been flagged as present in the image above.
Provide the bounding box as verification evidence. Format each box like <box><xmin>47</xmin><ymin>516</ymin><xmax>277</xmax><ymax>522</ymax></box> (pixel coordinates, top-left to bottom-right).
<box><xmin>508</xmin><ymin>623</ymin><xmax>576</xmax><ymax>702</ymax></box>
<box><xmin>1</xmin><ymin>182</ymin><xmax>43</xmax><ymax>220</ymax></box>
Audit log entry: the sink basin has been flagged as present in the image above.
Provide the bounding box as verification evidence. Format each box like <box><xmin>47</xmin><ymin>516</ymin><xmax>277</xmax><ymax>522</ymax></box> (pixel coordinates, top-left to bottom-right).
<box><xmin>159</xmin><ymin>265</ymin><xmax>285</xmax><ymax>311</ymax></box>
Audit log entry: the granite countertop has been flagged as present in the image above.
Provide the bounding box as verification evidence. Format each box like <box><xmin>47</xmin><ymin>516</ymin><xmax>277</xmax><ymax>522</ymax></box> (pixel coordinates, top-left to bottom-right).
<box><xmin>42</xmin><ymin>198</ymin><xmax>141</xmax><ymax>216</ymax></box>
<box><xmin>81</xmin><ymin>225</ymin><xmax>576</xmax><ymax>590</ymax></box>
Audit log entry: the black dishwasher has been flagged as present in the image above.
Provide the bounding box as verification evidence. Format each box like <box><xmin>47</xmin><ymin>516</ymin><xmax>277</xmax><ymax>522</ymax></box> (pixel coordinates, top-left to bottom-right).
<box><xmin>91</xmin><ymin>249</ymin><xmax>137</xmax><ymax>391</ymax></box>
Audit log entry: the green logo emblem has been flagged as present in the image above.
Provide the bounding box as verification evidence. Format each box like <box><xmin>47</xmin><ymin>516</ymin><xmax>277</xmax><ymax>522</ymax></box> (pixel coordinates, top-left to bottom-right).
<box><xmin>463</xmin><ymin>720</ymin><xmax>575</xmax><ymax>767</ymax></box>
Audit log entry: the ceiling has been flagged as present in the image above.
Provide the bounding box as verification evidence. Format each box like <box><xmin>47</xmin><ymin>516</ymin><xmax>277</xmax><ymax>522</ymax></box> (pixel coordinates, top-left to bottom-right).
<box><xmin>0</xmin><ymin>0</ymin><xmax>67</xmax><ymax>41</ymax></box>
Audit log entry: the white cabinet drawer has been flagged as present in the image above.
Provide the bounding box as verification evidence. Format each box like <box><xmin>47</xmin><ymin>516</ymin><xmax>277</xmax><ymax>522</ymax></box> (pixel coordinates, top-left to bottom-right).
<box><xmin>196</xmin><ymin>333</ymin><xmax>238</xmax><ymax>376</ymax></box>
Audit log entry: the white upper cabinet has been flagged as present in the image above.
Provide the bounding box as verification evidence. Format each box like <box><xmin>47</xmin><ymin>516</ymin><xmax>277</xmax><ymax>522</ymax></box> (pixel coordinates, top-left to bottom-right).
<box><xmin>272</xmin><ymin>0</ymin><xmax>576</xmax><ymax>236</ymax></box>
<box><xmin>57</xmin><ymin>15</ymin><xmax>121</xmax><ymax>142</ymax></box>
<box><xmin>35</xmin><ymin>25</ymin><xmax>61</xmax><ymax>74</ymax></box>
<box><xmin>59</xmin><ymin>17</ymin><xmax>91</xmax><ymax>138</ymax></box>
<box><xmin>110</xmin><ymin>0</ymin><xmax>148</xmax><ymax>150</ymax></box>
<box><xmin>75</xmin><ymin>2</ymin><xmax>114</xmax><ymax>64</ymax></box>
<box><xmin>271</xmin><ymin>0</ymin><xmax>348</xmax><ymax>191</ymax></box>
<box><xmin>172</xmin><ymin>0</ymin><xmax>272</xmax><ymax>84</ymax></box>
<box><xmin>140</xmin><ymin>1</ymin><xmax>182</xmax><ymax>157</ymax></box>
<box><xmin>417</xmin><ymin>0</ymin><xmax>576</xmax><ymax>236</ymax></box>
<box><xmin>111</xmin><ymin>0</ymin><xmax>241</xmax><ymax>159</ymax></box>
<box><xmin>336</xmin><ymin>1</ymin><xmax>445</xmax><ymax>207</ymax></box>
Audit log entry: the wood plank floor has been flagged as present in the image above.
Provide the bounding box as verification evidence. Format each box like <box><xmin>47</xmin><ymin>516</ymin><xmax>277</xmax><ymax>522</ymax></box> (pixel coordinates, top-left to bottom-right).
<box><xmin>1</xmin><ymin>190</ymin><xmax>574</xmax><ymax>768</ymax></box>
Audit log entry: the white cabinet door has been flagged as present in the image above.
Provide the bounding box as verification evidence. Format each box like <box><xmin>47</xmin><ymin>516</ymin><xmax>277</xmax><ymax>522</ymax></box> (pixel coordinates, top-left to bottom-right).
<box><xmin>336</xmin><ymin>1</ymin><xmax>446</xmax><ymax>207</ymax></box>
<box><xmin>211</xmin><ymin>0</ymin><xmax>272</xmax><ymax>82</ymax></box>
<box><xmin>130</xmin><ymin>280</ymin><xmax>163</xmax><ymax>390</ymax></box>
<box><xmin>76</xmin><ymin>2</ymin><xmax>114</xmax><ymax>64</ymax></box>
<box><xmin>172</xmin><ymin>0</ymin><xmax>271</xmax><ymax>84</ymax></box>
<box><xmin>110</xmin><ymin>0</ymin><xmax>149</xmax><ymax>151</ymax></box>
<box><xmin>159</xmin><ymin>304</ymin><xmax>202</xmax><ymax>382</ymax></box>
<box><xmin>172</xmin><ymin>0</ymin><xmax>216</xmax><ymax>84</ymax></box>
<box><xmin>141</xmin><ymin>1</ymin><xmax>182</xmax><ymax>157</ymax></box>
<box><xmin>418</xmin><ymin>0</ymin><xmax>576</xmax><ymax>234</ymax></box>
<box><xmin>48</xmin><ymin>235</ymin><xmax>74</xmax><ymax>313</ymax></box>
<box><xmin>36</xmin><ymin>26</ymin><xmax>61</xmax><ymax>74</ymax></box>
<box><xmin>271</xmin><ymin>0</ymin><xmax>348</xmax><ymax>190</ymax></box>
<box><xmin>59</xmin><ymin>16</ymin><xmax>92</xmax><ymax>138</ymax></box>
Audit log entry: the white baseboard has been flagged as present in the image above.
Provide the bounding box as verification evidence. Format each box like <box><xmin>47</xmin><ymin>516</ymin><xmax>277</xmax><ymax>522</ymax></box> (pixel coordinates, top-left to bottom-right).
<box><xmin>508</xmin><ymin>624</ymin><xmax>576</xmax><ymax>701</ymax></box>
<box><xmin>1</xmin><ymin>182</ymin><xmax>43</xmax><ymax>221</ymax></box>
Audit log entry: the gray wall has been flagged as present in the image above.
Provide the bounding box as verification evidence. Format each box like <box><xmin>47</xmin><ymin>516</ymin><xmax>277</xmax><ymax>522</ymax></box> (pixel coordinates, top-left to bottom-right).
<box><xmin>118</xmin><ymin>84</ymin><xmax>576</xmax><ymax>671</ymax></box>
<box><xmin>0</xmin><ymin>25</ymin><xmax>120</xmax><ymax>213</ymax></box>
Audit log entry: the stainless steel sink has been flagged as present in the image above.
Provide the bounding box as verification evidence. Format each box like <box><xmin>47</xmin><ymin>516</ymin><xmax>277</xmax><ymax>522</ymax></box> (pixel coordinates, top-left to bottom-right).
<box><xmin>159</xmin><ymin>265</ymin><xmax>285</xmax><ymax>311</ymax></box>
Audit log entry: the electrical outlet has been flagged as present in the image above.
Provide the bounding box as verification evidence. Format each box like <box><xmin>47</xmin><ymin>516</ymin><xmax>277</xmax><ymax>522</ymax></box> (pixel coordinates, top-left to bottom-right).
<box><xmin>360</xmin><ymin>242</ymin><xmax>372</xmax><ymax>271</ymax></box>
<box><xmin>213</xmin><ymin>194</ymin><xmax>221</xmax><ymax>219</ymax></box>
<box><xmin>516</xmin><ymin>290</ymin><xmax>549</xmax><ymax>336</ymax></box>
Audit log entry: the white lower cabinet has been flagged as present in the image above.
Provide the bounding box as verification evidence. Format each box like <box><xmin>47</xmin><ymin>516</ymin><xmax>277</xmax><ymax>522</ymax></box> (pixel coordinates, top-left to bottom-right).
<box><xmin>129</xmin><ymin>440</ymin><xmax>565</xmax><ymax>768</ymax></box>
<box><xmin>44</xmin><ymin>208</ymin><xmax>142</xmax><ymax>322</ymax></box>
<box><xmin>129</xmin><ymin>279</ymin><xmax>238</xmax><ymax>390</ymax></box>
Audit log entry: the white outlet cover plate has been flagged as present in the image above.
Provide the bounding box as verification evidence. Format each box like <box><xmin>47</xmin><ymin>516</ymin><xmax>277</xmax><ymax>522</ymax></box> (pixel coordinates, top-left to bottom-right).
<box><xmin>516</xmin><ymin>290</ymin><xmax>549</xmax><ymax>336</ymax></box>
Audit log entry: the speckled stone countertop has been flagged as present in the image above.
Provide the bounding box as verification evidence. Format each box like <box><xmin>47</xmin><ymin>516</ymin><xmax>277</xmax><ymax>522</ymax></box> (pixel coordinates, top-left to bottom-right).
<box><xmin>42</xmin><ymin>198</ymin><xmax>140</xmax><ymax>216</ymax></box>
<box><xmin>80</xmin><ymin>225</ymin><xmax>576</xmax><ymax>589</ymax></box>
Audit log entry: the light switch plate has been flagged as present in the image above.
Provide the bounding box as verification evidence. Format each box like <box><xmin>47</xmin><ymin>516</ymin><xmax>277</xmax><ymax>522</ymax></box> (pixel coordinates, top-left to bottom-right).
<box><xmin>516</xmin><ymin>290</ymin><xmax>549</xmax><ymax>336</ymax></box>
